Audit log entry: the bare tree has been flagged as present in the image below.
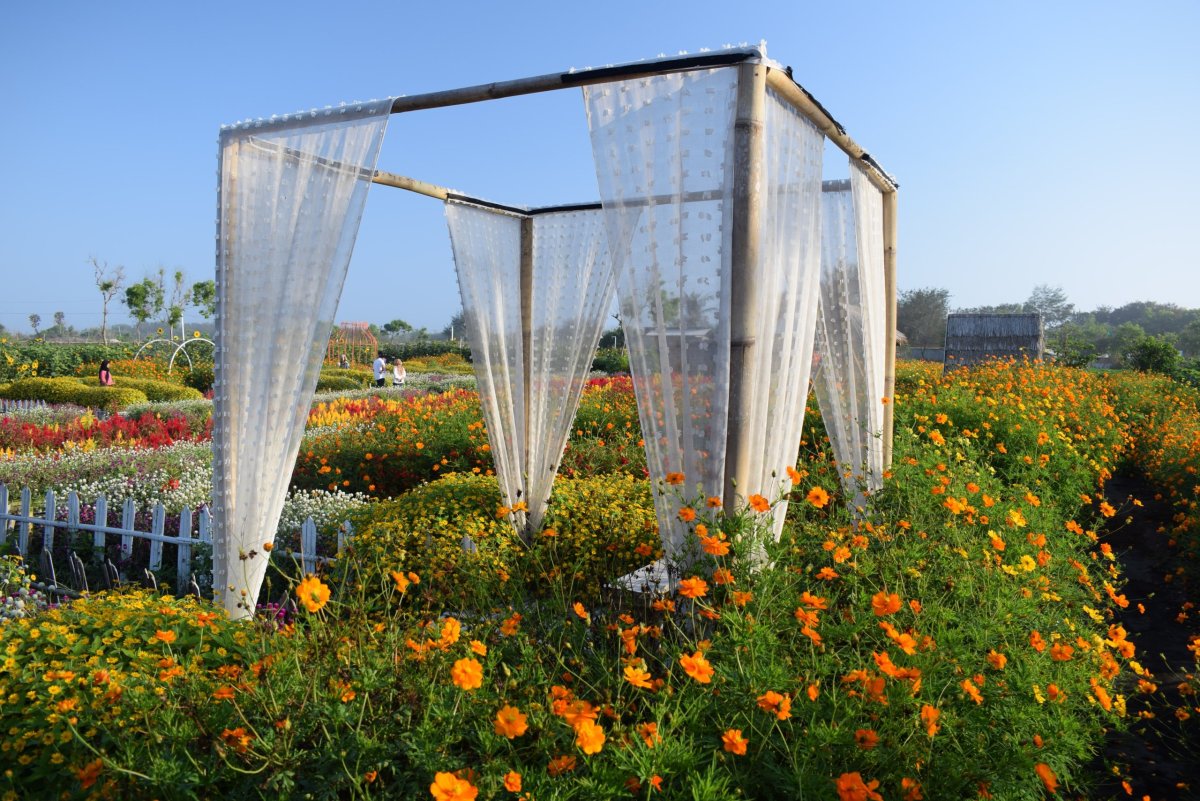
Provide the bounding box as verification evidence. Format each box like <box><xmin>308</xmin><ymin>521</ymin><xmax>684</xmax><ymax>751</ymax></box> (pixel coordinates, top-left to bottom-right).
<box><xmin>28</xmin><ymin>313</ymin><xmax>41</xmax><ymax>335</ymax></box>
<box><xmin>90</xmin><ymin>257</ymin><xmax>126</xmax><ymax>345</ymax></box>
<box><xmin>54</xmin><ymin>311</ymin><xmax>66</xmax><ymax>328</ymax></box>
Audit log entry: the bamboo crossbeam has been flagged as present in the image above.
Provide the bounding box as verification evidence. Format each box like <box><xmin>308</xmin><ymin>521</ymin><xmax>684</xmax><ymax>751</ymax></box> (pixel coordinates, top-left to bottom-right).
<box><xmin>371</xmin><ymin>170</ymin><xmax>451</xmax><ymax>200</ymax></box>
<box><xmin>882</xmin><ymin>191</ymin><xmax>899</xmax><ymax>467</ymax></box>
<box><xmin>763</xmin><ymin>68</ymin><xmax>898</xmax><ymax>195</ymax></box>
<box><xmin>388</xmin><ymin>50</ymin><xmax>760</xmax><ymax>115</ymax></box>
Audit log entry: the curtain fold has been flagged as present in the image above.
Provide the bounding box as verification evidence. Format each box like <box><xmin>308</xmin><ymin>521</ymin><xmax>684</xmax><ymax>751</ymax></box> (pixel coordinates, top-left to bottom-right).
<box><xmin>812</xmin><ymin>161</ymin><xmax>887</xmax><ymax>506</ymax></box>
<box><xmin>584</xmin><ymin>67</ymin><xmax>739</xmax><ymax>559</ymax></box>
<box><xmin>213</xmin><ymin>100</ymin><xmax>391</xmax><ymax>617</ymax></box>
<box><xmin>445</xmin><ymin>201</ymin><xmax>615</xmax><ymax>534</ymax></box>
<box><xmin>743</xmin><ymin>88</ymin><xmax>825</xmax><ymax>545</ymax></box>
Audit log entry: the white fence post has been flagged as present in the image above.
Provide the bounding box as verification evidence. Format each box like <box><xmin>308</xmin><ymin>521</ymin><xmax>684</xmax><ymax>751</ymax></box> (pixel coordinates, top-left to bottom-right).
<box><xmin>17</xmin><ymin>487</ymin><xmax>31</xmax><ymax>554</ymax></box>
<box><xmin>0</xmin><ymin>484</ymin><xmax>8</xmax><ymax>547</ymax></box>
<box><xmin>42</xmin><ymin>490</ymin><xmax>56</xmax><ymax>552</ymax></box>
<box><xmin>120</xmin><ymin>497</ymin><xmax>135</xmax><ymax>563</ymax></box>
<box><xmin>301</xmin><ymin>518</ymin><xmax>318</xmax><ymax>575</ymax></box>
<box><xmin>93</xmin><ymin>495</ymin><xmax>107</xmax><ymax>550</ymax></box>
<box><xmin>148</xmin><ymin>503</ymin><xmax>166</xmax><ymax>572</ymax></box>
<box><xmin>177</xmin><ymin>506</ymin><xmax>194</xmax><ymax>595</ymax></box>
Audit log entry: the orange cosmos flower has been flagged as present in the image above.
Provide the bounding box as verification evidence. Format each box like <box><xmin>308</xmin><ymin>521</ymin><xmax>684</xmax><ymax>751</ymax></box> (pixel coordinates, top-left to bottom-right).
<box><xmin>756</xmin><ymin>690</ymin><xmax>792</xmax><ymax>719</ymax></box>
<box><xmin>806</xmin><ymin>486</ymin><xmax>830</xmax><ymax>508</ymax></box>
<box><xmin>1029</xmin><ymin>630</ymin><xmax>1046</xmax><ymax>652</ymax></box>
<box><xmin>575</xmin><ymin>719</ymin><xmax>606</xmax><ymax>755</ymax></box>
<box><xmin>1034</xmin><ymin>763</ymin><xmax>1058</xmax><ymax>794</ymax></box>
<box><xmin>816</xmin><ymin>567</ymin><xmax>840</xmax><ymax>581</ymax></box>
<box><xmin>679</xmin><ymin>650</ymin><xmax>714</xmax><ymax>683</ymax></box>
<box><xmin>901</xmin><ymin>777</ymin><xmax>924</xmax><ymax>801</ymax></box>
<box><xmin>678</xmin><ymin>576</ymin><xmax>708</xmax><ymax>598</ymax></box>
<box><xmin>706</xmin><ymin>495</ymin><xmax>723</xmax><ymax>508</ymax></box>
<box><xmin>503</xmin><ymin>772</ymin><xmax>522</xmax><ymax>792</ymax></box>
<box><xmin>731</xmin><ymin>590</ymin><xmax>754</xmax><ymax>606</ymax></box>
<box><xmin>154</xmin><ymin>629</ymin><xmax>177</xmax><ymax>644</ymax></box>
<box><xmin>712</xmin><ymin>568</ymin><xmax>735</xmax><ymax>585</ymax></box>
<box><xmin>451</xmin><ymin>658</ymin><xmax>483</xmax><ymax>691</ymax></box>
<box><xmin>1099</xmin><ymin>501</ymin><xmax>1116</xmax><ymax>518</ymax></box>
<box><xmin>678</xmin><ymin>506</ymin><xmax>697</xmax><ymax>522</ymax></box>
<box><xmin>296</xmin><ymin>574</ymin><xmax>331</xmax><ymax>613</ymax></box>
<box><xmin>624</xmin><ymin>664</ymin><xmax>653</xmax><ymax>689</ymax></box>
<box><xmin>75</xmin><ymin>759</ymin><xmax>103</xmax><ymax>789</ymax></box>
<box><xmin>835</xmin><ymin>772</ymin><xmax>883</xmax><ymax>801</ymax></box>
<box><xmin>439</xmin><ymin>617</ymin><xmax>462</xmax><ymax>646</ymax></box>
<box><xmin>854</xmin><ymin>728</ymin><xmax>879</xmax><ymax>749</ymax></box>
<box><xmin>748</xmin><ymin>493</ymin><xmax>771</xmax><ymax>513</ymax></box>
<box><xmin>572</xmin><ymin>602</ymin><xmax>589</xmax><ymax>620</ymax></box>
<box><xmin>787</xmin><ymin>465</ymin><xmax>803</xmax><ymax>485</ymax></box>
<box><xmin>961</xmin><ymin>678</ymin><xmax>983</xmax><ymax>704</ymax></box>
<box><xmin>500</xmin><ymin>612</ymin><xmax>522</xmax><ymax>636</ymax></box>
<box><xmin>1050</xmin><ymin>642</ymin><xmax>1074</xmax><ymax>662</ymax></box>
<box><xmin>390</xmin><ymin>570</ymin><xmax>412</xmax><ymax>593</ymax></box>
<box><xmin>721</xmin><ymin>728</ymin><xmax>748</xmax><ymax>755</ymax></box>
<box><xmin>470</xmin><ymin>640</ymin><xmax>487</xmax><ymax>656</ymax></box>
<box><xmin>665</xmin><ymin>472</ymin><xmax>685</xmax><ymax>485</ymax></box>
<box><xmin>987</xmin><ymin>650</ymin><xmax>1008</xmax><ymax>670</ymax></box>
<box><xmin>701</xmin><ymin>534</ymin><xmax>730</xmax><ymax>556</ymax></box>
<box><xmin>494</xmin><ymin>705</ymin><xmax>528</xmax><ymax>738</ymax></box>
<box><xmin>213</xmin><ymin>685</ymin><xmax>235</xmax><ymax>701</ymax></box>
<box><xmin>638</xmin><ymin>721</ymin><xmax>660</xmax><ymax>748</ymax></box>
<box><xmin>430</xmin><ymin>771</ymin><xmax>478</xmax><ymax>801</ymax></box>
<box><xmin>547</xmin><ymin>755</ymin><xmax>577</xmax><ymax>776</ymax></box>
<box><xmin>871</xmin><ymin>591</ymin><xmax>902</xmax><ymax>617</ymax></box>
<box><xmin>920</xmin><ymin>704</ymin><xmax>940</xmax><ymax>736</ymax></box>
<box><xmin>799</xmin><ymin>591</ymin><xmax>828</xmax><ymax>609</ymax></box>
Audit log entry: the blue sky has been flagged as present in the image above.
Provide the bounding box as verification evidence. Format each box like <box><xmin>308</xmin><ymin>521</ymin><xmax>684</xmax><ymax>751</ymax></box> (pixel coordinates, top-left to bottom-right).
<box><xmin>1</xmin><ymin>0</ymin><xmax>1197</xmax><ymax>335</ymax></box>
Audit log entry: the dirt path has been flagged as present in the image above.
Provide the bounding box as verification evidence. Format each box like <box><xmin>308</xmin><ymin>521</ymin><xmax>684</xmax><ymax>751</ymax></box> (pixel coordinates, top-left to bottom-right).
<box><xmin>1090</xmin><ymin>472</ymin><xmax>1200</xmax><ymax>800</ymax></box>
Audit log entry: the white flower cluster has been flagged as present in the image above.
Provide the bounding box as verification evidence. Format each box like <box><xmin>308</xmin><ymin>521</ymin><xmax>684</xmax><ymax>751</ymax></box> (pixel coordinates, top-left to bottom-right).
<box><xmin>0</xmin><ymin>556</ymin><xmax>49</xmax><ymax>623</ymax></box>
<box><xmin>277</xmin><ymin>487</ymin><xmax>373</xmax><ymax>539</ymax></box>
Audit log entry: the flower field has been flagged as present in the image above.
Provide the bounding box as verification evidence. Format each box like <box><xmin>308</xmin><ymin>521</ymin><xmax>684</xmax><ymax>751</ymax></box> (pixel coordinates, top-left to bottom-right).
<box><xmin>2</xmin><ymin>359</ymin><xmax>1199</xmax><ymax>799</ymax></box>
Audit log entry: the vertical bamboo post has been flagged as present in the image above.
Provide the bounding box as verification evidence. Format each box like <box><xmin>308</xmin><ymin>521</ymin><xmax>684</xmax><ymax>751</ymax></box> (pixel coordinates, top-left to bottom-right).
<box><xmin>723</xmin><ymin>61</ymin><xmax>767</xmax><ymax>511</ymax></box>
<box><xmin>882</xmin><ymin>189</ymin><xmax>898</xmax><ymax>467</ymax></box>
<box><xmin>519</xmin><ymin>215</ymin><xmax>534</xmax><ymax>542</ymax></box>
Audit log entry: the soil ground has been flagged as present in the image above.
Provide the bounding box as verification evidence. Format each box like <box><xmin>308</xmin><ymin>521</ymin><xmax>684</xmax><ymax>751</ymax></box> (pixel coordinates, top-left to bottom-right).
<box><xmin>1089</xmin><ymin>472</ymin><xmax>1200</xmax><ymax>800</ymax></box>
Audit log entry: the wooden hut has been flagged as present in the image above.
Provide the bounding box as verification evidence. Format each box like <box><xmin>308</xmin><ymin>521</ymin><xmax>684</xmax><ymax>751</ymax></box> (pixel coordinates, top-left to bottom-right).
<box><xmin>943</xmin><ymin>313</ymin><xmax>1043</xmax><ymax>370</ymax></box>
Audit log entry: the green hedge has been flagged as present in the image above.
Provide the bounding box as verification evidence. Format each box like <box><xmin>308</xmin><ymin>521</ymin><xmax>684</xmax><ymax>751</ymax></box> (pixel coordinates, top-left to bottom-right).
<box><xmin>0</xmin><ymin>377</ymin><xmax>147</xmax><ymax>410</ymax></box>
<box><xmin>0</xmin><ymin>342</ymin><xmax>135</xmax><ymax>381</ymax></box>
<box><xmin>78</xmin><ymin>375</ymin><xmax>203</xmax><ymax>402</ymax></box>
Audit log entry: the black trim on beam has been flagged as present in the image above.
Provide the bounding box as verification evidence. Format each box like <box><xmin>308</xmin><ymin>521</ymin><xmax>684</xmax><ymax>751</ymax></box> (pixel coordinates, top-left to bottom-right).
<box><xmin>559</xmin><ymin>50</ymin><xmax>759</xmax><ymax>87</ymax></box>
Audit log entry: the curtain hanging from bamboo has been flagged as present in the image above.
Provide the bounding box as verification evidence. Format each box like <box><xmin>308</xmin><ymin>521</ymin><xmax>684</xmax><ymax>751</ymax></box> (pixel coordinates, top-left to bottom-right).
<box><xmin>445</xmin><ymin>200</ymin><xmax>615</xmax><ymax>534</ymax></box>
<box><xmin>584</xmin><ymin>67</ymin><xmax>739</xmax><ymax>559</ymax></box>
<box><xmin>812</xmin><ymin>161</ymin><xmax>887</xmax><ymax>506</ymax></box>
<box><xmin>213</xmin><ymin>100</ymin><xmax>391</xmax><ymax>618</ymax></box>
<box><xmin>740</xmin><ymin>86</ymin><xmax>825</xmax><ymax>546</ymax></box>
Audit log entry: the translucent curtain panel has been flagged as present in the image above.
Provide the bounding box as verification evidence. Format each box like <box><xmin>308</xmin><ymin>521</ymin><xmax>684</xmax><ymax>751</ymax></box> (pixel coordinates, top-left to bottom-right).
<box><xmin>526</xmin><ymin>209</ymin><xmax>617</xmax><ymax>531</ymax></box>
<box><xmin>444</xmin><ymin>202</ymin><xmax>527</xmax><ymax>530</ymax></box>
<box><xmin>743</xmin><ymin>89</ymin><xmax>825</xmax><ymax>544</ymax></box>
<box><xmin>584</xmin><ymin>68</ymin><xmax>739</xmax><ymax>559</ymax></box>
<box><xmin>812</xmin><ymin>161</ymin><xmax>886</xmax><ymax>507</ymax></box>
<box><xmin>213</xmin><ymin>100</ymin><xmax>391</xmax><ymax>617</ymax></box>
<box><xmin>445</xmin><ymin>201</ymin><xmax>616</xmax><ymax>534</ymax></box>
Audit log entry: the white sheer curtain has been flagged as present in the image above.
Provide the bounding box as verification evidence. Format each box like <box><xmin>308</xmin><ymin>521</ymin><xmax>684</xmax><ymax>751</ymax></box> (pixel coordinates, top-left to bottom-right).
<box><xmin>742</xmin><ymin>88</ymin><xmax>825</xmax><ymax>543</ymax></box>
<box><xmin>584</xmin><ymin>67</ymin><xmax>739</xmax><ymax>559</ymax></box>
<box><xmin>213</xmin><ymin>100</ymin><xmax>391</xmax><ymax>617</ymax></box>
<box><xmin>445</xmin><ymin>201</ymin><xmax>615</xmax><ymax>534</ymax></box>
<box><xmin>813</xmin><ymin>161</ymin><xmax>886</xmax><ymax>505</ymax></box>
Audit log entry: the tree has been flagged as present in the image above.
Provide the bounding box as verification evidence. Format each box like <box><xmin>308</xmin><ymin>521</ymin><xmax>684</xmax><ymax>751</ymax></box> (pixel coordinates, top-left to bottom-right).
<box><xmin>1124</xmin><ymin>335</ymin><xmax>1179</xmax><ymax>374</ymax></box>
<box><xmin>28</xmin><ymin>314</ymin><xmax>41</xmax><ymax>335</ymax></box>
<box><xmin>897</xmin><ymin>287</ymin><xmax>951</xmax><ymax>346</ymax></box>
<box><xmin>89</xmin><ymin>257</ymin><xmax>126</xmax><ymax>346</ymax></box>
<box><xmin>123</xmin><ymin>278</ymin><xmax>162</xmax><ymax>338</ymax></box>
<box><xmin>955</xmin><ymin>302</ymin><xmax>1025</xmax><ymax>315</ymax></box>
<box><xmin>1110</xmin><ymin>322</ymin><xmax>1146</xmax><ymax>366</ymax></box>
<box><xmin>53</xmin><ymin>311</ymin><xmax>66</xmax><ymax>329</ymax></box>
<box><xmin>191</xmin><ymin>280</ymin><xmax>216</xmax><ymax>320</ymax></box>
<box><xmin>441</xmin><ymin>310</ymin><xmax>466</xmax><ymax>341</ymax></box>
<box><xmin>165</xmin><ymin>270</ymin><xmax>190</xmax><ymax>339</ymax></box>
<box><xmin>1024</xmin><ymin>284</ymin><xmax>1074</xmax><ymax>332</ymax></box>
<box><xmin>1176</xmin><ymin>320</ymin><xmax>1200</xmax><ymax>358</ymax></box>
<box><xmin>382</xmin><ymin>318</ymin><xmax>413</xmax><ymax>337</ymax></box>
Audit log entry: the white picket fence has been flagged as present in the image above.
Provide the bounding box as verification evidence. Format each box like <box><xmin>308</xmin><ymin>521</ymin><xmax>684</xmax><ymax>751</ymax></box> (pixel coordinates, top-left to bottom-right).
<box><xmin>0</xmin><ymin>399</ymin><xmax>48</xmax><ymax>414</ymax></box>
<box><xmin>0</xmin><ymin>483</ymin><xmax>348</xmax><ymax>597</ymax></box>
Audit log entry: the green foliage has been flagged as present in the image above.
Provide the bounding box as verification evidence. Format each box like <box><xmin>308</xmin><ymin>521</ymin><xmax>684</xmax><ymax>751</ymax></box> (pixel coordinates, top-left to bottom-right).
<box><xmin>79</xmin><ymin>375</ymin><xmax>204</xmax><ymax>402</ymax></box>
<box><xmin>0</xmin><ymin>342</ymin><xmax>135</xmax><ymax>382</ymax></box>
<box><xmin>1123</xmin><ymin>335</ymin><xmax>1179</xmax><ymax>374</ymax></box>
<box><xmin>591</xmin><ymin>347</ymin><xmax>630</xmax><ymax>374</ymax></box>
<box><xmin>1055</xmin><ymin>336</ymin><xmax>1097</xmax><ymax>369</ymax></box>
<box><xmin>897</xmin><ymin>287</ymin><xmax>951</xmax><ymax>346</ymax></box>
<box><xmin>378</xmin><ymin>339</ymin><xmax>472</xmax><ymax>363</ymax></box>
<box><xmin>181</xmin><ymin>362</ymin><xmax>214</xmax><ymax>393</ymax></box>
<box><xmin>0</xmin><ymin>377</ymin><xmax>148</xmax><ymax>411</ymax></box>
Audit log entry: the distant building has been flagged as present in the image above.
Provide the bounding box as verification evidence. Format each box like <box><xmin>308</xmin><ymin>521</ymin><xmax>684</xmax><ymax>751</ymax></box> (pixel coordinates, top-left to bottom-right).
<box><xmin>944</xmin><ymin>313</ymin><xmax>1044</xmax><ymax>370</ymax></box>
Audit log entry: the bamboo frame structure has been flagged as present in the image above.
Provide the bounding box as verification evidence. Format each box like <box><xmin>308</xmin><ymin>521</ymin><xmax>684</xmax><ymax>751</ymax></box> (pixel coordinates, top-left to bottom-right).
<box><xmin>368</xmin><ymin>46</ymin><xmax>900</xmax><ymax>481</ymax></box>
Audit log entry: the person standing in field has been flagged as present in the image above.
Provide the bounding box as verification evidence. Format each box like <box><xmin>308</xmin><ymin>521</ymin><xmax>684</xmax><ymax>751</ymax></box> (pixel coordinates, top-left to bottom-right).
<box><xmin>373</xmin><ymin>351</ymin><xmax>387</xmax><ymax>388</ymax></box>
<box><xmin>392</xmin><ymin>357</ymin><xmax>406</xmax><ymax>387</ymax></box>
<box><xmin>98</xmin><ymin>360</ymin><xmax>115</xmax><ymax>386</ymax></box>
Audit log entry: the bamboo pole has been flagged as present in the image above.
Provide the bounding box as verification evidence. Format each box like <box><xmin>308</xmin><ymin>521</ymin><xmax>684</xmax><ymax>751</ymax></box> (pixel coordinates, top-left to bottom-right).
<box><xmin>763</xmin><ymin>68</ymin><xmax>897</xmax><ymax>195</ymax></box>
<box><xmin>723</xmin><ymin>61</ymin><xmax>767</xmax><ymax>512</ymax></box>
<box><xmin>519</xmin><ymin>215</ymin><xmax>534</xmax><ymax>543</ymax></box>
<box><xmin>388</xmin><ymin>50</ymin><xmax>759</xmax><ymax>115</ymax></box>
<box><xmin>371</xmin><ymin>170</ymin><xmax>451</xmax><ymax>200</ymax></box>
<box><xmin>882</xmin><ymin>190</ymin><xmax>898</xmax><ymax>468</ymax></box>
